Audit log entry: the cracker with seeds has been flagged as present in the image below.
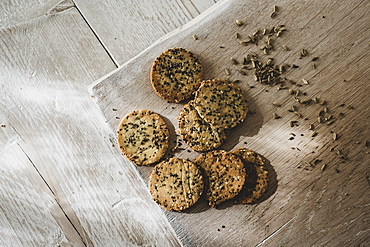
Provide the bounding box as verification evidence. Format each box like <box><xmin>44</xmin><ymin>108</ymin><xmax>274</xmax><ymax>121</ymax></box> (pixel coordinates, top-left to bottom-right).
<box><xmin>195</xmin><ymin>150</ymin><xmax>246</xmax><ymax>207</ymax></box>
<box><xmin>193</xmin><ymin>79</ymin><xmax>248</xmax><ymax>129</ymax></box>
<box><xmin>178</xmin><ymin>102</ymin><xmax>227</xmax><ymax>152</ymax></box>
<box><xmin>149</xmin><ymin>157</ymin><xmax>204</xmax><ymax>211</ymax></box>
<box><xmin>232</xmin><ymin>148</ymin><xmax>268</xmax><ymax>204</ymax></box>
<box><xmin>150</xmin><ymin>47</ymin><xmax>203</xmax><ymax>103</ymax></box>
<box><xmin>117</xmin><ymin>109</ymin><xmax>169</xmax><ymax>166</ymax></box>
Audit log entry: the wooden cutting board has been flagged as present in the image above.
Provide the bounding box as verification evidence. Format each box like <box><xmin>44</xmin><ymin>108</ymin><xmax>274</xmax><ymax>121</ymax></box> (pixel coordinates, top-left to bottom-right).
<box><xmin>92</xmin><ymin>0</ymin><xmax>370</xmax><ymax>246</ymax></box>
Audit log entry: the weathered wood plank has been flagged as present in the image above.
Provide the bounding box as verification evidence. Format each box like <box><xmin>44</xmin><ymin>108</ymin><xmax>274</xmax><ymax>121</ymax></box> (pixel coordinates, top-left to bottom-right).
<box><xmin>0</xmin><ymin>5</ymin><xmax>181</xmax><ymax>247</ymax></box>
<box><xmin>0</xmin><ymin>120</ymin><xmax>84</xmax><ymax>246</ymax></box>
<box><xmin>92</xmin><ymin>0</ymin><xmax>370</xmax><ymax>246</ymax></box>
<box><xmin>0</xmin><ymin>0</ymin><xmax>73</xmax><ymax>28</ymax></box>
<box><xmin>73</xmin><ymin>0</ymin><xmax>216</xmax><ymax>65</ymax></box>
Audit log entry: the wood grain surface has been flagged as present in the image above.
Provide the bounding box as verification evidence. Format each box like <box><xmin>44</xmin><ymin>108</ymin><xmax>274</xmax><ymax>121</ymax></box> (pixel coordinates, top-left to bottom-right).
<box><xmin>1</xmin><ymin>1</ymin><xmax>204</xmax><ymax>245</ymax></box>
<box><xmin>93</xmin><ymin>0</ymin><xmax>370</xmax><ymax>246</ymax></box>
<box><xmin>74</xmin><ymin>0</ymin><xmax>217</xmax><ymax>65</ymax></box>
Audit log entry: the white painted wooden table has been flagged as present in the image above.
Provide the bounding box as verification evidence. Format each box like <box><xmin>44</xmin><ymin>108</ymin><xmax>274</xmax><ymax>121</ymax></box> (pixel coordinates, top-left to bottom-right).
<box><xmin>0</xmin><ymin>1</ymin><xmax>216</xmax><ymax>246</ymax></box>
<box><xmin>1</xmin><ymin>0</ymin><xmax>369</xmax><ymax>246</ymax></box>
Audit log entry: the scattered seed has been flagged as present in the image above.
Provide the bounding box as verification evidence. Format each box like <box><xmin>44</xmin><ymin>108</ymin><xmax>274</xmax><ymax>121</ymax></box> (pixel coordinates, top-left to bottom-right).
<box><xmin>273</xmin><ymin>113</ymin><xmax>281</xmax><ymax>119</ymax></box>
<box><xmin>318</xmin><ymin>117</ymin><xmax>324</xmax><ymax>123</ymax></box>
<box><xmin>300</xmin><ymin>99</ymin><xmax>311</xmax><ymax>104</ymax></box>
<box><xmin>334</xmin><ymin>148</ymin><xmax>341</xmax><ymax>155</ymax></box>
<box><xmin>347</xmin><ymin>105</ymin><xmax>354</xmax><ymax>109</ymax></box>
<box><xmin>321</xmin><ymin>164</ymin><xmax>327</xmax><ymax>171</ymax></box>
<box><xmin>365</xmin><ymin>140</ymin><xmax>369</xmax><ymax>148</ymax></box>
<box><xmin>311</xmin><ymin>131</ymin><xmax>318</xmax><ymax>137</ymax></box>
<box><xmin>235</xmin><ymin>32</ymin><xmax>240</xmax><ymax>39</ymax></box>
<box><xmin>272</xmin><ymin>102</ymin><xmax>282</xmax><ymax>107</ymax></box>
<box><xmin>339</xmin><ymin>155</ymin><xmax>347</xmax><ymax>160</ymax></box>
<box><xmin>235</xmin><ymin>20</ymin><xmax>244</xmax><ymax>26</ymax></box>
<box><xmin>312</xmin><ymin>63</ymin><xmax>316</xmax><ymax>69</ymax></box>
<box><xmin>273</xmin><ymin>5</ymin><xmax>279</xmax><ymax>12</ymax></box>
<box><xmin>312</xmin><ymin>97</ymin><xmax>318</xmax><ymax>103</ymax></box>
<box><xmin>270</xmin><ymin>12</ymin><xmax>277</xmax><ymax>18</ymax></box>
<box><xmin>282</xmin><ymin>45</ymin><xmax>289</xmax><ymax>51</ymax></box>
<box><xmin>300</xmin><ymin>49</ymin><xmax>308</xmax><ymax>57</ymax></box>
<box><xmin>239</xmin><ymin>40</ymin><xmax>249</xmax><ymax>46</ymax></box>
<box><xmin>302</xmin><ymin>79</ymin><xmax>309</xmax><ymax>85</ymax></box>
<box><xmin>112</xmin><ymin>108</ymin><xmax>117</xmax><ymax>111</ymax></box>
<box><xmin>1</xmin><ymin>125</ymin><xmax>5</xmax><ymax>128</ymax></box>
<box><xmin>192</xmin><ymin>34</ymin><xmax>198</xmax><ymax>40</ymax></box>
<box><xmin>290</xmin><ymin>121</ymin><xmax>298</xmax><ymax>127</ymax></box>
<box><xmin>323</xmin><ymin>107</ymin><xmax>328</xmax><ymax>113</ymax></box>
<box><xmin>233</xmin><ymin>79</ymin><xmax>241</xmax><ymax>83</ymax></box>
<box><xmin>311</xmin><ymin>57</ymin><xmax>319</xmax><ymax>61</ymax></box>
<box><xmin>225</xmin><ymin>68</ymin><xmax>231</xmax><ymax>75</ymax></box>
<box><xmin>288</xmin><ymin>89</ymin><xmax>295</xmax><ymax>95</ymax></box>
<box><xmin>292</xmin><ymin>64</ymin><xmax>299</xmax><ymax>68</ymax></box>
<box><xmin>309</xmin><ymin>124</ymin><xmax>315</xmax><ymax>130</ymax></box>
<box><xmin>231</xmin><ymin>58</ymin><xmax>239</xmax><ymax>65</ymax></box>
<box><xmin>238</xmin><ymin>70</ymin><xmax>247</xmax><ymax>75</ymax></box>
<box><xmin>219</xmin><ymin>46</ymin><xmax>225</xmax><ymax>48</ymax></box>
<box><xmin>319</xmin><ymin>100</ymin><xmax>327</xmax><ymax>105</ymax></box>
<box><xmin>333</xmin><ymin>133</ymin><xmax>337</xmax><ymax>141</ymax></box>
<box><xmin>294</xmin><ymin>112</ymin><xmax>303</xmax><ymax>118</ymax></box>
<box><xmin>327</xmin><ymin>120</ymin><xmax>335</xmax><ymax>125</ymax></box>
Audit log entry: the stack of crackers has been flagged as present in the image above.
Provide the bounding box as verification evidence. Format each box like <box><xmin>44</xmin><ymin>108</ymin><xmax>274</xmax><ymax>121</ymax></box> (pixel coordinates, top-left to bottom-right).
<box><xmin>117</xmin><ymin>48</ymin><xmax>269</xmax><ymax>211</ymax></box>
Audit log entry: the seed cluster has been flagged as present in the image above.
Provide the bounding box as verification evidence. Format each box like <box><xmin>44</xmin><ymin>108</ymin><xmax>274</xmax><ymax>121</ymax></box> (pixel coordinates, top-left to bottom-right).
<box><xmin>226</xmin><ymin>8</ymin><xmax>362</xmax><ymax>170</ymax></box>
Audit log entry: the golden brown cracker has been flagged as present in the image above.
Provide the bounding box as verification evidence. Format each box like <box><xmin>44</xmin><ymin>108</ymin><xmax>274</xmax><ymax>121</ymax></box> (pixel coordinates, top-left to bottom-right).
<box><xmin>232</xmin><ymin>148</ymin><xmax>268</xmax><ymax>204</ymax></box>
<box><xmin>149</xmin><ymin>157</ymin><xmax>204</xmax><ymax>211</ymax></box>
<box><xmin>193</xmin><ymin>79</ymin><xmax>248</xmax><ymax>129</ymax></box>
<box><xmin>195</xmin><ymin>150</ymin><xmax>246</xmax><ymax>207</ymax></box>
<box><xmin>150</xmin><ymin>47</ymin><xmax>203</xmax><ymax>103</ymax></box>
<box><xmin>117</xmin><ymin>110</ymin><xmax>169</xmax><ymax>165</ymax></box>
<box><xmin>178</xmin><ymin>102</ymin><xmax>227</xmax><ymax>152</ymax></box>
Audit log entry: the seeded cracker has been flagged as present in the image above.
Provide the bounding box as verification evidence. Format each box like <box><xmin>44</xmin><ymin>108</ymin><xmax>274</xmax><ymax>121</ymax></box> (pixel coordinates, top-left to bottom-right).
<box><xmin>150</xmin><ymin>47</ymin><xmax>203</xmax><ymax>103</ymax></box>
<box><xmin>195</xmin><ymin>150</ymin><xmax>246</xmax><ymax>207</ymax></box>
<box><xmin>149</xmin><ymin>158</ymin><xmax>204</xmax><ymax>211</ymax></box>
<box><xmin>193</xmin><ymin>79</ymin><xmax>248</xmax><ymax>129</ymax></box>
<box><xmin>117</xmin><ymin>110</ymin><xmax>169</xmax><ymax>166</ymax></box>
<box><xmin>178</xmin><ymin>102</ymin><xmax>227</xmax><ymax>152</ymax></box>
<box><xmin>232</xmin><ymin>148</ymin><xmax>268</xmax><ymax>203</ymax></box>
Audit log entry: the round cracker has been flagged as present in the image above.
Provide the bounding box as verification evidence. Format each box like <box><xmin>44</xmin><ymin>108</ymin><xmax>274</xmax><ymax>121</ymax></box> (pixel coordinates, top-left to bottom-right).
<box><xmin>193</xmin><ymin>79</ymin><xmax>248</xmax><ymax>129</ymax></box>
<box><xmin>117</xmin><ymin>110</ymin><xmax>169</xmax><ymax>166</ymax></box>
<box><xmin>149</xmin><ymin>157</ymin><xmax>204</xmax><ymax>211</ymax></box>
<box><xmin>232</xmin><ymin>148</ymin><xmax>268</xmax><ymax>204</ymax></box>
<box><xmin>178</xmin><ymin>102</ymin><xmax>227</xmax><ymax>152</ymax></box>
<box><xmin>195</xmin><ymin>150</ymin><xmax>246</xmax><ymax>207</ymax></box>
<box><xmin>150</xmin><ymin>47</ymin><xmax>203</xmax><ymax>103</ymax></box>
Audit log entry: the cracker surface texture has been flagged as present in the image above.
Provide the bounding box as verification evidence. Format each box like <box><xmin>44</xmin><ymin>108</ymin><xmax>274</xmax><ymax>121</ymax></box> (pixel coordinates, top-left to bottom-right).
<box><xmin>178</xmin><ymin>102</ymin><xmax>227</xmax><ymax>152</ymax></box>
<box><xmin>195</xmin><ymin>150</ymin><xmax>246</xmax><ymax>207</ymax></box>
<box><xmin>150</xmin><ymin>47</ymin><xmax>203</xmax><ymax>103</ymax></box>
<box><xmin>232</xmin><ymin>148</ymin><xmax>268</xmax><ymax>203</ymax></box>
<box><xmin>149</xmin><ymin>157</ymin><xmax>204</xmax><ymax>211</ymax></box>
<box><xmin>194</xmin><ymin>79</ymin><xmax>248</xmax><ymax>129</ymax></box>
<box><xmin>117</xmin><ymin>109</ymin><xmax>169</xmax><ymax>165</ymax></box>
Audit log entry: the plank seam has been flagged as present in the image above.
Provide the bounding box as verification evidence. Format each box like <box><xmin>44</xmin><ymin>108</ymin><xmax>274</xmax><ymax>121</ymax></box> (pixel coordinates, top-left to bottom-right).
<box><xmin>16</xmin><ymin>143</ymin><xmax>88</xmax><ymax>247</ymax></box>
<box><xmin>71</xmin><ymin>1</ymin><xmax>119</xmax><ymax>68</ymax></box>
